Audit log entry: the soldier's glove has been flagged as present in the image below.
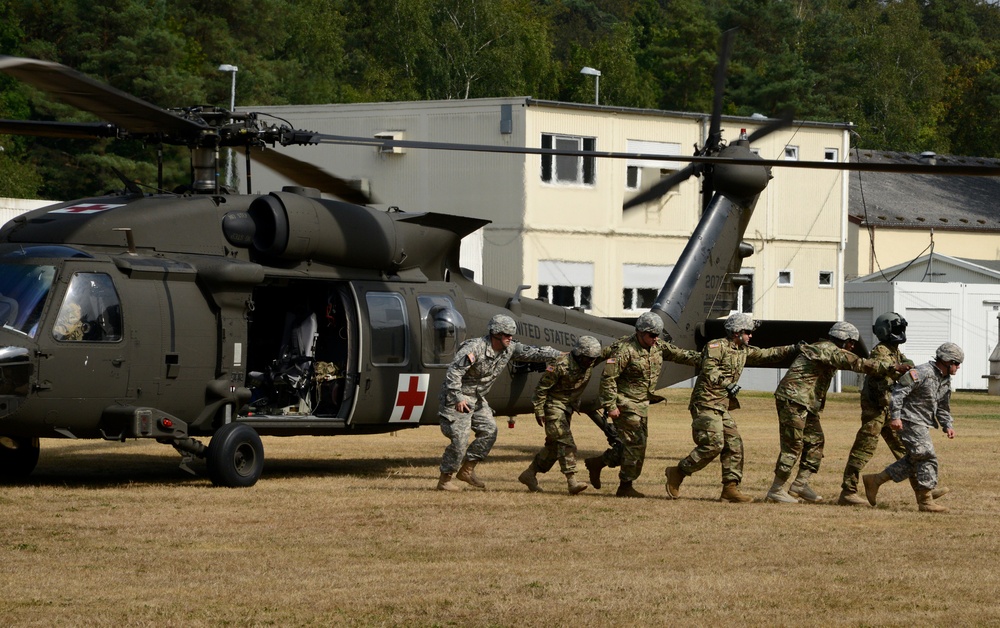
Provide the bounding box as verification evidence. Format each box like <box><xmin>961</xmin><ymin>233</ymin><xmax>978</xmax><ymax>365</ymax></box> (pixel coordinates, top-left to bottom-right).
<box><xmin>725</xmin><ymin>382</ymin><xmax>741</xmax><ymax>398</ymax></box>
<box><xmin>795</xmin><ymin>340</ymin><xmax>808</xmax><ymax>352</ymax></box>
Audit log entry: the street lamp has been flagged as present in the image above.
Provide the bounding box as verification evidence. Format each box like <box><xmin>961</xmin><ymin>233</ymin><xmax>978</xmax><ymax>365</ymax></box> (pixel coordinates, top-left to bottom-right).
<box><xmin>218</xmin><ymin>64</ymin><xmax>239</xmax><ymax>191</ymax></box>
<box><xmin>580</xmin><ymin>66</ymin><xmax>601</xmax><ymax>105</ymax></box>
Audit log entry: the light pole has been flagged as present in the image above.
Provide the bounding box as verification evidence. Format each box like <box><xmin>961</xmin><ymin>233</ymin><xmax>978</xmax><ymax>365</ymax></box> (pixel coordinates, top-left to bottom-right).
<box><xmin>218</xmin><ymin>64</ymin><xmax>239</xmax><ymax>191</ymax></box>
<box><xmin>580</xmin><ymin>66</ymin><xmax>601</xmax><ymax>105</ymax></box>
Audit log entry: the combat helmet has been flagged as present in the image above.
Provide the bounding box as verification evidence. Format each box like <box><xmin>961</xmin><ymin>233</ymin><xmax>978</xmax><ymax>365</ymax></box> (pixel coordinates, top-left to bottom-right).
<box><xmin>488</xmin><ymin>314</ymin><xmax>517</xmax><ymax>336</ymax></box>
<box><xmin>873</xmin><ymin>312</ymin><xmax>907</xmax><ymax>344</ymax></box>
<box><xmin>635</xmin><ymin>312</ymin><xmax>664</xmax><ymax>335</ymax></box>
<box><xmin>572</xmin><ymin>336</ymin><xmax>602</xmax><ymax>359</ymax></box>
<box><xmin>828</xmin><ymin>321</ymin><xmax>860</xmax><ymax>342</ymax></box>
<box><xmin>935</xmin><ymin>342</ymin><xmax>964</xmax><ymax>364</ymax></box>
<box><xmin>724</xmin><ymin>312</ymin><xmax>758</xmax><ymax>334</ymax></box>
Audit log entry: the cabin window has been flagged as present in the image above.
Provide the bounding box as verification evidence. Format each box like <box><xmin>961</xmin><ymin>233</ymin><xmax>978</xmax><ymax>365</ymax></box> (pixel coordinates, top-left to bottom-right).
<box><xmin>418</xmin><ymin>295</ymin><xmax>466</xmax><ymax>366</ymax></box>
<box><xmin>52</xmin><ymin>273</ymin><xmax>122</xmax><ymax>342</ymax></box>
<box><xmin>537</xmin><ymin>261</ymin><xmax>593</xmax><ymax>310</ymax></box>
<box><xmin>366</xmin><ymin>292</ymin><xmax>408</xmax><ymax>366</ymax></box>
<box><xmin>819</xmin><ymin>271</ymin><xmax>834</xmax><ymax>287</ymax></box>
<box><xmin>541</xmin><ymin>133</ymin><xmax>596</xmax><ymax>185</ymax></box>
<box><xmin>622</xmin><ymin>264</ymin><xmax>673</xmax><ymax>312</ymax></box>
<box><xmin>0</xmin><ymin>263</ymin><xmax>55</xmax><ymax>338</ymax></box>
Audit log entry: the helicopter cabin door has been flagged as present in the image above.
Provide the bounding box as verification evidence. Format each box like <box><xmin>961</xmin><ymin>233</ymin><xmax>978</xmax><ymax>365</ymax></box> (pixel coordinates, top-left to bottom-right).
<box><xmin>353</xmin><ymin>283</ymin><xmax>466</xmax><ymax>427</ymax></box>
<box><xmin>34</xmin><ymin>263</ymin><xmax>129</xmax><ymax>435</ymax></box>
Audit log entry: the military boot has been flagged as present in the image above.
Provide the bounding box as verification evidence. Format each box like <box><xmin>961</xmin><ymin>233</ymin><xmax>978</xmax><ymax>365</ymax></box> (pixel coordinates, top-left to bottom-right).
<box><xmin>765</xmin><ymin>474</ymin><xmax>799</xmax><ymax>504</ymax></box>
<box><xmin>616</xmin><ymin>481</ymin><xmax>645</xmax><ymax>498</ymax></box>
<box><xmin>664</xmin><ymin>466</ymin><xmax>685</xmax><ymax>499</ymax></box>
<box><xmin>720</xmin><ymin>481</ymin><xmax>753</xmax><ymax>503</ymax></box>
<box><xmin>436</xmin><ymin>473</ymin><xmax>462</xmax><ymax>492</ymax></box>
<box><xmin>566</xmin><ymin>473</ymin><xmax>589</xmax><ymax>495</ymax></box>
<box><xmin>517</xmin><ymin>462</ymin><xmax>543</xmax><ymax>493</ymax></box>
<box><xmin>789</xmin><ymin>470</ymin><xmax>824</xmax><ymax>503</ymax></box>
<box><xmin>837</xmin><ymin>489</ymin><xmax>868</xmax><ymax>506</ymax></box>
<box><xmin>915</xmin><ymin>488</ymin><xmax>949</xmax><ymax>513</ymax></box>
<box><xmin>585</xmin><ymin>456</ymin><xmax>605</xmax><ymax>489</ymax></box>
<box><xmin>910</xmin><ymin>477</ymin><xmax>951</xmax><ymax>501</ymax></box>
<box><xmin>862</xmin><ymin>469</ymin><xmax>892</xmax><ymax>506</ymax></box>
<box><xmin>456</xmin><ymin>460</ymin><xmax>486</xmax><ymax>489</ymax></box>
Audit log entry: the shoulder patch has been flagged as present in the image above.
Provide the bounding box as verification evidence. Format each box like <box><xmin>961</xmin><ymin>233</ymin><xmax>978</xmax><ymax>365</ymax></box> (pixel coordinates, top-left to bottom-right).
<box><xmin>467</xmin><ymin>353</ymin><xmax>476</xmax><ymax>365</ymax></box>
<box><xmin>708</xmin><ymin>342</ymin><xmax>720</xmax><ymax>348</ymax></box>
<box><xmin>546</xmin><ymin>364</ymin><xmax>555</xmax><ymax>372</ymax></box>
<box><xmin>606</xmin><ymin>358</ymin><xmax>616</xmax><ymax>364</ymax></box>
<box><xmin>908</xmin><ymin>368</ymin><xmax>919</xmax><ymax>381</ymax></box>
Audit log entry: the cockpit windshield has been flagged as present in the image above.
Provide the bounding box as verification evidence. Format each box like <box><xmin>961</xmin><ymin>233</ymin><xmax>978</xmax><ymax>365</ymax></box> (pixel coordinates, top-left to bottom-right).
<box><xmin>0</xmin><ymin>264</ymin><xmax>56</xmax><ymax>337</ymax></box>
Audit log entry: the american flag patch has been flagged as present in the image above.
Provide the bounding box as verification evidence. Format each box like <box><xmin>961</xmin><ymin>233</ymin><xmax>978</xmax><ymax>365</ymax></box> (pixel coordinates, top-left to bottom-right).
<box><xmin>606</xmin><ymin>358</ymin><xmax>616</xmax><ymax>364</ymax></box>
<box><xmin>546</xmin><ymin>364</ymin><xmax>555</xmax><ymax>372</ymax></box>
<box><xmin>467</xmin><ymin>353</ymin><xmax>476</xmax><ymax>364</ymax></box>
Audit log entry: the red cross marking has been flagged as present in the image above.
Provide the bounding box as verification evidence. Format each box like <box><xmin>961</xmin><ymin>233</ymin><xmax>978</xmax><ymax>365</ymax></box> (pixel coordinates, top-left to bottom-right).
<box><xmin>394</xmin><ymin>375</ymin><xmax>427</xmax><ymax>421</ymax></box>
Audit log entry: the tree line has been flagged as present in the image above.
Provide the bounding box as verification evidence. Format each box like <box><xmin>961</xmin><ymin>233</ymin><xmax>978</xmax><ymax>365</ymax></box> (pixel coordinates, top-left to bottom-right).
<box><xmin>1</xmin><ymin>0</ymin><xmax>998</xmax><ymax>200</ymax></box>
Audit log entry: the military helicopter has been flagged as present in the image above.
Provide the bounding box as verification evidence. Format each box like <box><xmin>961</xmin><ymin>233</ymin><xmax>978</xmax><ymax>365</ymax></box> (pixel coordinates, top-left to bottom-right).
<box><xmin>0</xmin><ymin>31</ymin><xmax>996</xmax><ymax>487</ymax></box>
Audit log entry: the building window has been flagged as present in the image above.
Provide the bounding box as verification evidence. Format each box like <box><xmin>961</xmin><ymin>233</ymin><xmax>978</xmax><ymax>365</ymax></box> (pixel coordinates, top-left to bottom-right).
<box><xmin>732</xmin><ymin>269</ymin><xmax>754</xmax><ymax>314</ymax></box>
<box><xmin>624</xmin><ymin>139</ymin><xmax>683</xmax><ymax>193</ymax></box>
<box><xmin>784</xmin><ymin>146</ymin><xmax>799</xmax><ymax>161</ymax></box>
<box><xmin>541</xmin><ymin>134</ymin><xmax>595</xmax><ymax>185</ymax></box>
<box><xmin>538</xmin><ymin>260</ymin><xmax>594</xmax><ymax>310</ymax></box>
<box><xmin>824</xmin><ymin>148</ymin><xmax>839</xmax><ymax>162</ymax></box>
<box><xmin>626</xmin><ymin>166</ymin><xmax>640</xmax><ymax>190</ymax></box>
<box><xmin>622</xmin><ymin>264</ymin><xmax>673</xmax><ymax>311</ymax></box>
<box><xmin>819</xmin><ymin>271</ymin><xmax>833</xmax><ymax>287</ymax></box>
<box><xmin>778</xmin><ymin>270</ymin><xmax>793</xmax><ymax>286</ymax></box>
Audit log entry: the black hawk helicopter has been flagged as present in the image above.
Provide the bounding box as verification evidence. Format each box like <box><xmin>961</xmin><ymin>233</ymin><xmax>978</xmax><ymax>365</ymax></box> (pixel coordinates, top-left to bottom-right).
<box><xmin>0</xmin><ymin>31</ymin><xmax>996</xmax><ymax>487</ymax></box>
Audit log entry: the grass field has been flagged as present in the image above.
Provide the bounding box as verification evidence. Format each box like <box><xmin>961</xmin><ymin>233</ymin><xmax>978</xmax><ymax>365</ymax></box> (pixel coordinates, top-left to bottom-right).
<box><xmin>2</xmin><ymin>389</ymin><xmax>999</xmax><ymax>626</ymax></box>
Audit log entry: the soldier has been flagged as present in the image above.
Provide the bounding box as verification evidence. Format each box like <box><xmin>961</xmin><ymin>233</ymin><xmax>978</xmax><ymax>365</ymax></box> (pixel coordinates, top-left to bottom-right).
<box><xmin>436</xmin><ymin>314</ymin><xmax>562</xmax><ymax>492</ymax></box>
<box><xmin>766</xmin><ymin>321</ymin><xmax>906</xmax><ymax>504</ymax></box>
<box><xmin>585</xmin><ymin>312</ymin><xmax>699</xmax><ymax>498</ymax></box>
<box><xmin>518</xmin><ymin>335</ymin><xmax>607</xmax><ymax>495</ymax></box>
<box><xmin>838</xmin><ymin>313</ymin><xmax>932</xmax><ymax>505</ymax></box>
<box><xmin>665</xmin><ymin>313</ymin><xmax>797</xmax><ymax>503</ymax></box>
<box><xmin>863</xmin><ymin>342</ymin><xmax>962</xmax><ymax>513</ymax></box>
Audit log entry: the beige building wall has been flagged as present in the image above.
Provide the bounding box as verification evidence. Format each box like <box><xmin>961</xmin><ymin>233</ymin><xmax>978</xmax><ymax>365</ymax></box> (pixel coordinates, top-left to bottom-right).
<box><xmin>847</xmin><ymin>223</ymin><xmax>1000</xmax><ymax>280</ymax></box>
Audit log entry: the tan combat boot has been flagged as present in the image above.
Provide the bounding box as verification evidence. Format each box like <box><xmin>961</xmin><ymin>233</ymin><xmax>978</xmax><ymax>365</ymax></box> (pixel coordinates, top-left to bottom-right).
<box><xmin>456</xmin><ymin>460</ymin><xmax>486</xmax><ymax>489</ymax></box>
<box><xmin>765</xmin><ymin>474</ymin><xmax>798</xmax><ymax>504</ymax></box>
<box><xmin>436</xmin><ymin>472</ymin><xmax>462</xmax><ymax>492</ymax></box>
<box><xmin>616</xmin><ymin>481</ymin><xmax>645</xmax><ymax>498</ymax></box>
<box><xmin>518</xmin><ymin>461</ymin><xmax>543</xmax><ymax>493</ymax></box>
<box><xmin>585</xmin><ymin>456</ymin><xmax>605</xmax><ymax>489</ymax></box>
<box><xmin>720</xmin><ymin>481</ymin><xmax>753</xmax><ymax>503</ymax></box>
<box><xmin>566</xmin><ymin>473</ymin><xmax>588</xmax><ymax>495</ymax></box>
<box><xmin>915</xmin><ymin>488</ymin><xmax>949</xmax><ymax>513</ymax></box>
<box><xmin>910</xmin><ymin>477</ymin><xmax>951</xmax><ymax>501</ymax></box>
<box><xmin>664</xmin><ymin>466</ymin><xmax>685</xmax><ymax>499</ymax></box>
<box><xmin>862</xmin><ymin>470</ymin><xmax>892</xmax><ymax>506</ymax></box>
<box><xmin>837</xmin><ymin>489</ymin><xmax>868</xmax><ymax>506</ymax></box>
<box><xmin>789</xmin><ymin>470</ymin><xmax>824</xmax><ymax>503</ymax></box>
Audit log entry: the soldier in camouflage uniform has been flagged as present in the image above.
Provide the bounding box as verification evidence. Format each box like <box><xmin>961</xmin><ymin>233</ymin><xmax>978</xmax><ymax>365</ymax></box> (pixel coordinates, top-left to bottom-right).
<box><xmin>518</xmin><ymin>336</ymin><xmax>608</xmax><ymax>495</ymax></box>
<box><xmin>436</xmin><ymin>314</ymin><xmax>562</xmax><ymax>491</ymax></box>
<box><xmin>863</xmin><ymin>342</ymin><xmax>962</xmax><ymax>513</ymax></box>
<box><xmin>766</xmin><ymin>322</ymin><xmax>905</xmax><ymax>504</ymax></box>
<box><xmin>587</xmin><ymin>312</ymin><xmax>699</xmax><ymax>498</ymax></box>
<box><xmin>838</xmin><ymin>312</ymin><xmax>917</xmax><ymax>505</ymax></box>
<box><xmin>665</xmin><ymin>313</ymin><xmax>797</xmax><ymax>503</ymax></box>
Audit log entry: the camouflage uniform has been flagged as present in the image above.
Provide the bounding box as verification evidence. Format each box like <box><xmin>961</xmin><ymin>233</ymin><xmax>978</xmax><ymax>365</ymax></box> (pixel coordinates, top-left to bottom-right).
<box><xmin>884</xmin><ymin>362</ymin><xmax>954</xmax><ymax>490</ymax></box>
<box><xmin>772</xmin><ymin>339</ymin><xmax>895</xmax><ymax>481</ymax></box>
<box><xmin>438</xmin><ymin>335</ymin><xmax>560</xmax><ymax>474</ymax></box>
<box><xmin>679</xmin><ymin>337</ymin><xmax>795</xmax><ymax>484</ymax></box>
<box><xmin>841</xmin><ymin>342</ymin><xmax>912</xmax><ymax>493</ymax></box>
<box><xmin>530</xmin><ymin>350</ymin><xmax>606</xmax><ymax>474</ymax></box>
<box><xmin>598</xmin><ymin>334</ymin><xmax>698</xmax><ymax>482</ymax></box>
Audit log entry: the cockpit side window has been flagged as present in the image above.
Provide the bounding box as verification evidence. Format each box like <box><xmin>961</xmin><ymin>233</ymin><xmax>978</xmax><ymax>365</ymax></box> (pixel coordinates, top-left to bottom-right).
<box><xmin>417</xmin><ymin>295</ymin><xmax>466</xmax><ymax>366</ymax></box>
<box><xmin>52</xmin><ymin>273</ymin><xmax>123</xmax><ymax>342</ymax></box>
<box><xmin>0</xmin><ymin>263</ymin><xmax>56</xmax><ymax>338</ymax></box>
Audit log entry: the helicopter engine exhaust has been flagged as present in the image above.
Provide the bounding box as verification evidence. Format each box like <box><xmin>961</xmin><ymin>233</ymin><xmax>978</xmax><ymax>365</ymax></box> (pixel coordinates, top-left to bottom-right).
<box><xmin>245</xmin><ymin>191</ymin><xmax>406</xmax><ymax>270</ymax></box>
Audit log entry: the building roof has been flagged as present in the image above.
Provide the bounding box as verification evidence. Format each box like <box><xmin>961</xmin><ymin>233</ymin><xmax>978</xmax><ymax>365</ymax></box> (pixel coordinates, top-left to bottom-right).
<box><xmin>848</xmin><ymin>150</ymin><xmax>1000</xmax><ymax>231</ymax></box>
<box><xmin>851</xmin><ymin>251</ymin><xmax>1000</xmax><ymax>283</ymax></box>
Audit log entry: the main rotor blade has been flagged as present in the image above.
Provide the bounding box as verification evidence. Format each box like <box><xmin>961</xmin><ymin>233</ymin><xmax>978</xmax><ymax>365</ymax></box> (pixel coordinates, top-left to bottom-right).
<box><xmin>623</xmin><ymin>163</ymin><xmax>701</xmax><ymax>209</ymax></box>
<box><xmin>0</xmin><ymin>119</ymin><xmax>120</xmax><ymax>139</ymax></box>
<box><xmin>745</xmin><ymin>110</ymin><xmax>794</xmax><ymax>144</ymax></box>
<box><xmin>0</xmin><ymin>56</ymin><xmax>207</xmax><ymax>136</ymax></box>
<box><xmin>706</xmin><ymin>28</ymin><xmax>737</xmax><ymax>151</ymax></box>
<box><xmin>243</xmin><ymin>146</ymin><xmax>374</xmax><ymax>205</ymax></box>
<box><xmin>309</xmin><ymin>133</ymin><xmax>1000</xmax><ymax>176</ymax></box>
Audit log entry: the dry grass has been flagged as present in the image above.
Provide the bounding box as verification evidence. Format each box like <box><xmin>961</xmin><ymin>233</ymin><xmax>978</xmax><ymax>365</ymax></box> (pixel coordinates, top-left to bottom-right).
<box><xmin>2</xmin><ymin>389</ymin><xmax>999</xmax><ymax>627</ymax></box>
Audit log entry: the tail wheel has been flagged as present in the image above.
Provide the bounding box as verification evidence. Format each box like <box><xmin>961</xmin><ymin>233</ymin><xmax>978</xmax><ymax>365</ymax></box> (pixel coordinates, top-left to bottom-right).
<box><xmin>0</xmin><ymin>436</ymin><xmax>40</xmax><ymax>481</ymax></box>
<box><xmin>206</xmin><ymin>423</ymin><xmax>264</xmax><ymax>487</ymax></box>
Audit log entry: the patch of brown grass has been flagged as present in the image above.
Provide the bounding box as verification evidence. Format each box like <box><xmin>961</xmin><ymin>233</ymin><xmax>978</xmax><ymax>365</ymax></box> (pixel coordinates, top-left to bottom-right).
<box><xmin>2</xmin><ymin>390</ymin><xmax>999</xmax><ymax>626</ymax></box>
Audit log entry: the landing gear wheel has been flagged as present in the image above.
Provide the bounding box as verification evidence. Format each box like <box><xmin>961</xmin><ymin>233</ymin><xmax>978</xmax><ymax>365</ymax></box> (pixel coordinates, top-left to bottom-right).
<box><xmin>206</xmin><ymin>423</ymin><xmax>264</xmax><ymax>487</ymax></box>
<box><xmin>0</xmin><ymin>436</ymin><xmax>40</xmax><ymax>481</ymax></box>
